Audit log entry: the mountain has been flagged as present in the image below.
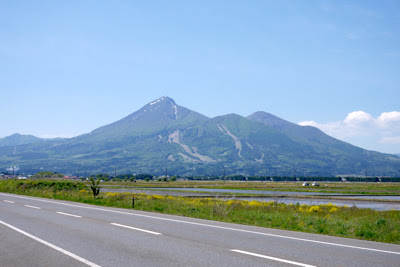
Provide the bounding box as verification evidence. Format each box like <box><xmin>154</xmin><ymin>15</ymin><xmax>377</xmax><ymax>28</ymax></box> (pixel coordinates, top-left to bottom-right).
<box><xmin>1</xmin><ymin>96</ymin><xmax>399</xmax><ymax>176</ymax></box>
<box><xmin>247</xmin><ymin>111</ymin><xmax>366</xmax><ymax>153</ymax></box>
<box><xmin>0</xmin><ymin>134</ymin><xmax>43</xmax><ymax>147</ymax></box>
<box><xmin>81</xmin><ymin>96</ymin><xmax>208</xmax><ymax>141</ymax></box>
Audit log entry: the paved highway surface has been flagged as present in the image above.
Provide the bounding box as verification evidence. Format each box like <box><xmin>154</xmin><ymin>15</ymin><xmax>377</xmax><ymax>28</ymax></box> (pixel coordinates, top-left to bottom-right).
<box><xmin>1</xmin><ymin>192</ymin><xmax>399</xmax><ymax>266</ymax></box>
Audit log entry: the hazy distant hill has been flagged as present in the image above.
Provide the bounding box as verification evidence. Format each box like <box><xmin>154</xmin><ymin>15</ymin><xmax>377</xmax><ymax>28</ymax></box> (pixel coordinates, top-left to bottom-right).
<box><xmin>1</xmin><ymin>97</ymin><xmax>399</xmax><ymax>176</ymax></box>
<box><xmin>0</xmin><ymin>134</ymin><xmax>43</xmax><ymax>147</ymax></box>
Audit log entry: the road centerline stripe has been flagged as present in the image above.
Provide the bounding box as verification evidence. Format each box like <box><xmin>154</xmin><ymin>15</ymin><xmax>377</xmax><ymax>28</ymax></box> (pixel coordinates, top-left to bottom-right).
<box><xmin>0</xmin><ymin>220</ymin><xmax>100</xmax><ymax>267</ymax></box>
<box><xmin>2</xmin><ymin>193</ymin><xmax>399</xmax><ymax>256</ymax></box>
<box><xmin>231</xmin><ymin>249</ymin><xmax>316</xmax><ymax>267</ymax></box>
<box><xmin>24</xmin><ymin>205</ymin><xmax>41</xmax><ymax>209</ymax></box>
<box><xmin>56</xmin><ymin>212</ymin><xmax>82</xmax><ymax>218</ymax></box>
<box><xmin>110</xmin><ymin>223</ymin><xmax>162</xmax><ymax>235</ymax></box>
<box><xmin>3</xmin><ymin>200</ymin><xmax>15</xmax><ymax>203</ymax></box>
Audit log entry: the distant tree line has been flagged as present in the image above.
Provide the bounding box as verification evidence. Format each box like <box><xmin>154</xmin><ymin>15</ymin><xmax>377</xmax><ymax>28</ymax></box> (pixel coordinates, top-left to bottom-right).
<box><xmin>31</xmin><ymin>171</ymin><xmax>64</xmax><ymax>179</ymax></box>
<box><xmin>6</xmin><ymin>171</ymin><xmax>400</xmax><ymax>183</ymax></box>
<box><xmin>83</xmin><ymin>173</ymin><xmax>400</xmax><ymax>183</ymax></box>
<box><xmin>88</xmin><ymin>173</ymin><xmax>155</xmax><ymax>182</ymax></box>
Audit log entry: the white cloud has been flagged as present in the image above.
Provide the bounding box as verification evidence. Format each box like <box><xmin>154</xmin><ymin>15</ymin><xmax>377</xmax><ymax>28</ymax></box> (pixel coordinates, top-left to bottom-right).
<box><xmin>298</xmin><ymin>121</ymin><xmax>317</xmax><ymax>126</ymax></box>
<box><xmin>39</xmin><ymin>133</ymin><xmax>77</xmax><ymax>139</ymax></box>
<box><xmin>379</xmin><ymin>136</ymin><xmax>400</xmax><ymax>144</ymax></box>
<box><xmin>377</xmin><ymin>111</ymin><xmax>400</xmax><ymax>124</ymax></box>
<box><xmin>344</xmin><ymin>111</ymin><xmax>373</xmax><ymax>124</ymax></box>
<box><xmin>298</xmin><ymin>110</ymin><xmax>400</xmax><ymax>154</ymax></box>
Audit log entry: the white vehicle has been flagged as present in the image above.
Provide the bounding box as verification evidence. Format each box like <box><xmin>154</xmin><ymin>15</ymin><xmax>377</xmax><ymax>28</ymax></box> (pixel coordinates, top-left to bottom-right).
<box><xmin>312</xmin><ymin>182</ymin><xmax>319</xmax><ymax>186</ymax></box>
<box><xmin>302</xmin><ymin>182</ymin><xmax>310</xmax><ymax>186</ymax></box>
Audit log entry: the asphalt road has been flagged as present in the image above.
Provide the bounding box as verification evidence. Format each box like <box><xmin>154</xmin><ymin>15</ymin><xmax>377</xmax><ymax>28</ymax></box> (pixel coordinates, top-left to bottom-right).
<box><xmin>1</xmin><ymin>192</ymin><xmax>399</xmax><ymax>267</ymax></box>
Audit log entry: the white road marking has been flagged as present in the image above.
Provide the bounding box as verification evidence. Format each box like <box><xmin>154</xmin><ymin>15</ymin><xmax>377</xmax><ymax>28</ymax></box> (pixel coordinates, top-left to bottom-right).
<box><xmin>0</xmin><ymin>220</ymin><xmax>101</xmax><ymax>267</ymax></box>
<box><xmin>56</xmin><ymin>212</ymin><xmax>82</xmax><ymax>218</ymax></box>
<box><xmin>2</xmin><ymin>193</ymin><xmax>400</xmax><ymax>256</ymax></box>
<box><xmin>110</xmin><ymin>223</ymin><xmax>162</xmax><ymax>235</ymax></box>
<box><xmin>3</xmin><ymin>200</ymin><xmax>15</xmax><ymax>203</ymax></box>
<box><xmin>232</xmin><ymin>249</ymin><xmax>316</xmax><ymax>267</ymax></box>
<box><xmin>24</xmin><ymin>205</ymin><xmax>41</xmax><ymax>209</ymax></box>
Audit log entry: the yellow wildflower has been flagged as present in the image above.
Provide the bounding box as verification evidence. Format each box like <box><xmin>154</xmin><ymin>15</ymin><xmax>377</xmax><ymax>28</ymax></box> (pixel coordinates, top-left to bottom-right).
<box><xmin>307</xmin><ymin>205</ymin><xmax>321</xmax><ymax>213</ymax></box>
<box><xmin>248</xmin><ymin>201</ymin><xmax>262</xmax><ymax>207</ymax></box>
<box><xmin>329</xmin><ymin>207</ymin><xmax>339</xmax><ymax>213</ymax></box>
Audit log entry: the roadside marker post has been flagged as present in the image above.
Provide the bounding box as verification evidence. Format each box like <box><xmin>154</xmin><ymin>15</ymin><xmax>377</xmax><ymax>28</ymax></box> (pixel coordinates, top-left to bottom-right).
<box><xmin>132</xmin><ymin>194</ymin><xmax>135</xmax><ymax>208</ymax></box>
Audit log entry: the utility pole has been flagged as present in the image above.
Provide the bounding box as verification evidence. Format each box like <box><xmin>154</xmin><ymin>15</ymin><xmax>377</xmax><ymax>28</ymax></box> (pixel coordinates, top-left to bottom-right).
<box><xmin>77</xmin><ymin>167</ymin><xmax>80</xmax><ymax>179</ymax></box>
<box><xmin>223</xmin><ymin>167</ymin><xmax>226</xmax><ymax>183</ymax></box>
<box><xmin>166</xmin><ymin>168</ymin><xmax>168</xmax><ymax>179</ymax></box>
<box><xmin>366</xmin><ymin>169</ymin><xmax>368</xmax><ymax>183</ymax></box>
<box><xmin>293</xmin><ymin>169</ymin><xmax>296</xmax><ymax>183</ymax></box>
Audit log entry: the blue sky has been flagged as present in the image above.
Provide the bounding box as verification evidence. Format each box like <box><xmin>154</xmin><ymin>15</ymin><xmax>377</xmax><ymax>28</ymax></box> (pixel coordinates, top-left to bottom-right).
<box><xmin>1</xmin><ymin>1</ymin><xmax>399</xmax><ymax>153</ymax></box>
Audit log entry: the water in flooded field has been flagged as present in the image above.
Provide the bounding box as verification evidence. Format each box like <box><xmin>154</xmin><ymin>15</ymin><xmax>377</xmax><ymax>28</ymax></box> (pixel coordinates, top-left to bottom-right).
<box><xmin>241</xmin><ymin>197</ymin><xmax>400</xmax><ymax>211</ymax></box>
<box><xmin>103</xmin><ymin>187</ymin><xmax>400</xmax><ymax>211</ymax></box>
<box><xmin>143</xmin><ymin>187</ymin><xmax>400</xmax><ymax>200</ymax></box>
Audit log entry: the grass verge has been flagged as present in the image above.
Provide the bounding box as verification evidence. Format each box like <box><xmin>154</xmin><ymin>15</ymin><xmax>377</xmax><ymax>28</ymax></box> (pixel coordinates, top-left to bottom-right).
<box><xmin>1</xmin><ymin>179</ymin><xmax>399</xmax><ymax>244</ymax></box>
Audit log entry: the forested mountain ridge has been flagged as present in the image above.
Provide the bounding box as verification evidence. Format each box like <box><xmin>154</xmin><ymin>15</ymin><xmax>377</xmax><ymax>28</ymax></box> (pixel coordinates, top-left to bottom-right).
<box><xmin>1</xmin><ymin>97</ymin><xmax>399</xmax><ymax>176</ymax></box>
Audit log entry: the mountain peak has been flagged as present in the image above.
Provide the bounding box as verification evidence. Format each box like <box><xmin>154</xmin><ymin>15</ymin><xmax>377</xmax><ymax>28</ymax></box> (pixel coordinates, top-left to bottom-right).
<box><xmin>87</xmin><ymin>96</ymin><xmax>207</xmax><ymax>138</ymax></box>
<box><xmin>147</xmin><ymin>96</ymin><xmax>176</xmax><ymax>106</ymax></box>
<box><xmin>247</xmin><ymin>111</ymin><xmax>294</xmax><ymax>129</ymax></box>
<box><xmin>136</xmin><ymin>96</ymin><xmax>179</xmax><ymax>120</ymax></box>
<box><xmin>0</xmin><ymin>133</ymin><xmax>43</xmax><ymax>147</ymax></box>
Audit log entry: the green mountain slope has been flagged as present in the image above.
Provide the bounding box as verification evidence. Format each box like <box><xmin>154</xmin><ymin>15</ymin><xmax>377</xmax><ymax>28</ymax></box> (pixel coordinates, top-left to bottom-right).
<box><xmin>0</xmin><ymin>97</ymin><xmax>399</xmax><ymax>176</ymax></box>
<box><xmin>246</xmin><ymin>111</ymin><xmax>400</xmax><ymax>175</ymax></box>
